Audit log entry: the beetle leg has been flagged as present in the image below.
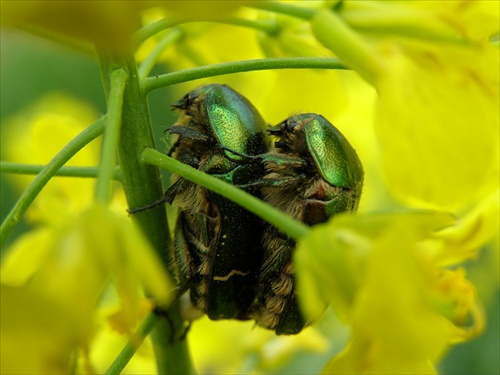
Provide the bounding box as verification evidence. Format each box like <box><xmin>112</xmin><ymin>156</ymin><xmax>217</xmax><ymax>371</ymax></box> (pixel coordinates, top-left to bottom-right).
<box><xmin>165</xmin><ymin>178</ymin><xmax>192</xmax><ymax>204</ymax></box>
<box><xmin>127</xmin><ymin>176</ymin><xmax>192</xmax><ymax>214</ymax></box>
<box><xmin>153</xmin><ymin>306</ymin><xmax>192</xmax><ymax>344</ymax></box>
<box><xmin>261</xmin><ymin>153</ymin><xmax>308</xmax><ymax>169</ymax></box>
<box><xmin>235</xmin><ymin>174</ymin><xmax>305</xmax><ymax>189</ymax></box>
<box><xmin>217</xmin><ymin>145</ymin><xmax>263</xmax><ymax>163</ymax></box>
<box><xmin>167</xmin><ymin>125</ymin><xmax>210</xmax><ymax>141</ymax></box>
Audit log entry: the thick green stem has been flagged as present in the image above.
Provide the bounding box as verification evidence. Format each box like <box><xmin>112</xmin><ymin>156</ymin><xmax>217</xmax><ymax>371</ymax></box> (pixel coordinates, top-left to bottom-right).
<box><xmin>97</xmin><ymin>50</ymin><xmax>171</xmax><ymax>270</ymax></box>
<box><xmin>141</xmin><ymin>148</ymin><xmax>310</xmax><ymax>241</ymax></box>
<box><xmin>0</xmin><ymin>116</ymin><xmax>105</xmax><ymax>250</ymax></box>
<box><xmin>97</xmin><ymin>49</ymin><xmax>193</xmax><ymax>375</ymax></box>
<box><xmin>144</xmin><ymin>57</ymin><xmax>347</xmax><ymax>93</ymax></box>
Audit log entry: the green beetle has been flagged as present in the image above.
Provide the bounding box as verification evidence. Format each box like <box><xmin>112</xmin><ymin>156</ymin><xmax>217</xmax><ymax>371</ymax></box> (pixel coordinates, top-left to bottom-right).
<box><xmin>252</xmin><ymin>113</ymin><xmax>364</xmax><ymax>334</ymax></box>
<box><xmin>166</xmin><ymin>84</ymin><xmax>269</xmax><ymax>320</ymax></box>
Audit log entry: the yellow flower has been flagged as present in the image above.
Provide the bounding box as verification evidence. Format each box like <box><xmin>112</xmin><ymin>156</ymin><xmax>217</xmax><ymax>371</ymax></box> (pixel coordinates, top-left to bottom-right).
<box><xmin>137</xmin><ymin>6</ymin><xmax>349</xmax><ymax>126</ymax></box>
<box><xmin>305</xmin><ymin>11</ymin><xmax>499</xmax><ymax>370</ymax></box>
<box><xmin>1</xmin><ymin>285</ymin><xmax>87</xmax><ymax>374</ymax></box>
<box><xmin>3</xmin><ymin>2</ymin><xmax>497</xmax><ymax>373</ymax></box>
<box><xmin>295</xmin><ymin>211</ymin><xmax>486</xmax><ymax>374</ymax></box>
<box><xmin>1</xmin><ymin>1</ymin><xmax>247</xmax><ymax>51</ymax></box>
<box><xmin>1</xmin><ymin>1</ymin><xmax>142</xmax><ymax>49</ymax></box>
<box><xmin>1</xmin><ymin>95</ymin><xmax>171</xmax><ymax>373</ymax></box>
<box><xmin>312</xmin><ymin>1</ymin><xmax>499</xmax><ymax>211</ymax></box>
<box><xmin>375</xmin><ymin>41</ymin><xmax>498</xmax><ymax>211</ymax></box>
<box><xmin>1</xmin><ymin>204</ymin><xmax>172</xmax><ymax>373</ymax></box>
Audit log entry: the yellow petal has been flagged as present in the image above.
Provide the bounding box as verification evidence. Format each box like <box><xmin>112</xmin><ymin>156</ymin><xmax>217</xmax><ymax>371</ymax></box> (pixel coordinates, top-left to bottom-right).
<box><xmin>413</xmin><ymin>0</ymin><xmax>500</xmax><ymax>40</ymax></box>
<box><xmin>79</xmin><ymin>205</ymin><xmax>173</xmax><ymax>310</ymax></box>
<box><xmin>1</xmin><ymin>1</ymin><xmax>148</xmax><ymax>50</ymax></box>
<box><xmin>296</xmin><ymin>211</ymin><xmax>455</xmax><ymax>321</ymax></box>
<box><xmin>323</xmin><ymin>335</ymin><xmax>438</xmax><ymax>375</ymax></box>
<box><xmin>1</xmin><ymin>285</ymin><xmax>87</xmax><ymax>374</ymax></box>
<box><xmin>3</xmin><ymin>204</ymin><xmax>172</xmax><ymax>344</ymax></box>
<box><xmin>1</xmin><ymin>228</ymin><xmax>55</xmax><ymax>286</ymax></box>
<box><xmin>350</xmin><ymin>222</ymin><xmax>452</xmax><ymax>363</ymax></box>
<box><xmin>296</xmin><ymin>212</ymin><xmax>458</xmax><ymax>373</ymax></box>
<box><xmin>376</xmin><ymin>42</ymin><xmax>499</xmax><ymax>210</ymax></box>
<box><xmin>422</xmin><ymin>189</ymin><xmax>500</xmax><ymax>266</ymax></box>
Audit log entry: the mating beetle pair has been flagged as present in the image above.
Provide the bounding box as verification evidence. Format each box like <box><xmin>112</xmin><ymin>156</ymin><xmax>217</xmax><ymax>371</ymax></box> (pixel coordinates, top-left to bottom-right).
<box><xmin>166</xmin><ymin>84</ymin><xmax>363</xmax><ymax>334</ymax></box>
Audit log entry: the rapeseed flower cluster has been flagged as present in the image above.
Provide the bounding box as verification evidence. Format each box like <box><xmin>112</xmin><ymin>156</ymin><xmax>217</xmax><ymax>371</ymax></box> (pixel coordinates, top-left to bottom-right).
<box><xmin>1</xmin><ymin>96</ymin><xmax>171</xmax><ymax>373</ymax></box>
<box><xmin>1</xmin><ymin>1</ymin><xmax>498</xmax><ymax>374</ymax></box>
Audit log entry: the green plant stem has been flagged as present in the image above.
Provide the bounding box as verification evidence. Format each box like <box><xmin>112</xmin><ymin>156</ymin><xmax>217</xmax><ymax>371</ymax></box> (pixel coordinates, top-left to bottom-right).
<box><xmin>249</xmin><ymin>1</ymin><xmax>316</xmax><ymax>20</ymax></box>
<box><xmin>219</xmin><ymin>16</ymin><xmax>279</xmax><ymax>34</ymax></box>
<box><xmin>104</xmin><ymin>312</ymin><xmax>159</xmax><ymax>375</ymax></box>
<box><xmin>97</xmin><ymin>51</ymin><xmax>171</xmax><ymax>267</ymax></box>
<box><xmin>144</xmin><ymin>57</ymin><xmax>347</xmax><ymax>93</ymax></box>
<box><xmin>97</xmin><ymin>50</ymin><xmax>193</xmax><ymax>375</ymax></box>
<box><xmin>0</xmin><ymin>116</ymin><xmax>105</xmax><ymax>250</ymax></box>
<box><xmin>134</xmin><ymin>17</ymin><xmax>184</xmax><ymax>45</ymax></box>
<box><xmin>134</xmin><ymin>16</ymin><xmax>278</xmax><ymax>46</ymax></box>
<box><xmin>138</xmin><ymin>28</ymin><xmax>183</xmax><ymax>80</ymax></box>
<box><xmin>95</xmin><ymin>68</ymin><xmax>128</xmax><ymax>204</ymax></box>
<box><xmin>141</xmin><ymin>148</ymin><xmax>310</xmax><ymax>241</ymax></box>
<box><xmin>0</xmin><ymin>162</ymin><xmax>121</xmax><ymax>180</ymax></box>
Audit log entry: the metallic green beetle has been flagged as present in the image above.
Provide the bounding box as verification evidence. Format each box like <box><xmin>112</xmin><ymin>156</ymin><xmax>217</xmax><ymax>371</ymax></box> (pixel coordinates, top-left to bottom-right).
<box><xmin>166</xmin><ymin>84</ymin><xmax>269</xmax><ymax>321</ymax></box>
<box><xmin>251</xmin><ymin>113</ymin><xmax>364</xmax><ymax>335</ymax></box>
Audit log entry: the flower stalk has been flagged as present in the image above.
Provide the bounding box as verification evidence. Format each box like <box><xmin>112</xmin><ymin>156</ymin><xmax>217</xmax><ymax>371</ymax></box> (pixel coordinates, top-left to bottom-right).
<box><xmin>96</xmin><ymin>49</ymin><xmax>193</xmax><ymax>374</ymax></box>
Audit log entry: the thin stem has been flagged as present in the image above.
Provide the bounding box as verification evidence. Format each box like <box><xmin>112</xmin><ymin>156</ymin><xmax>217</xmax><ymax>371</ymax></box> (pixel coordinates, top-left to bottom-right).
<box><xmin>144</xmin><ymin>57</ymin><xmax>347</xmax><ymax>93</ymax></box>
<box><xmin>95</xmin><ymin>68</ymin><xmax>128</xmax><ymax>204</ymax></box>
<box><xmin>134</xmin><ymin>16</ymin><xmax>278</xmax><ymax>46</ymax></box>
<box><xmin>248</xmin><ymin>1</ymin><xmax>316</xmax><ymax>20</ymax></box>
<box><xmin>141</xmin><ymin>148</ymin><xmax>310</xmax><ymax>241</ymax></box>
<box><xmin>0</xmin><ymin>162</ymin><xmax>121</xmax><ymax>181</ymax></box>
<box><xmin>134</xmin><ymin>17</ymin><xmax>185</xmax><ymax>46</ymax></box>
<box><xmin>218</xmin><ymin>16</ymin><xmax>279</xmax><ymax>34</ymax></box>
<box><xmin>138</xmin><ymin>28</ymin><xmax>183</xmax><ymax>80</ymax></box>
<box><xmin>104</xmin><ymin>312</ymin><xmax>159</xmax><ymax>375</ymax></box>
<box><xmin>0</xmin><ymin>116</ymin><xmax>105</xmax><ymax>250</ymax></box>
